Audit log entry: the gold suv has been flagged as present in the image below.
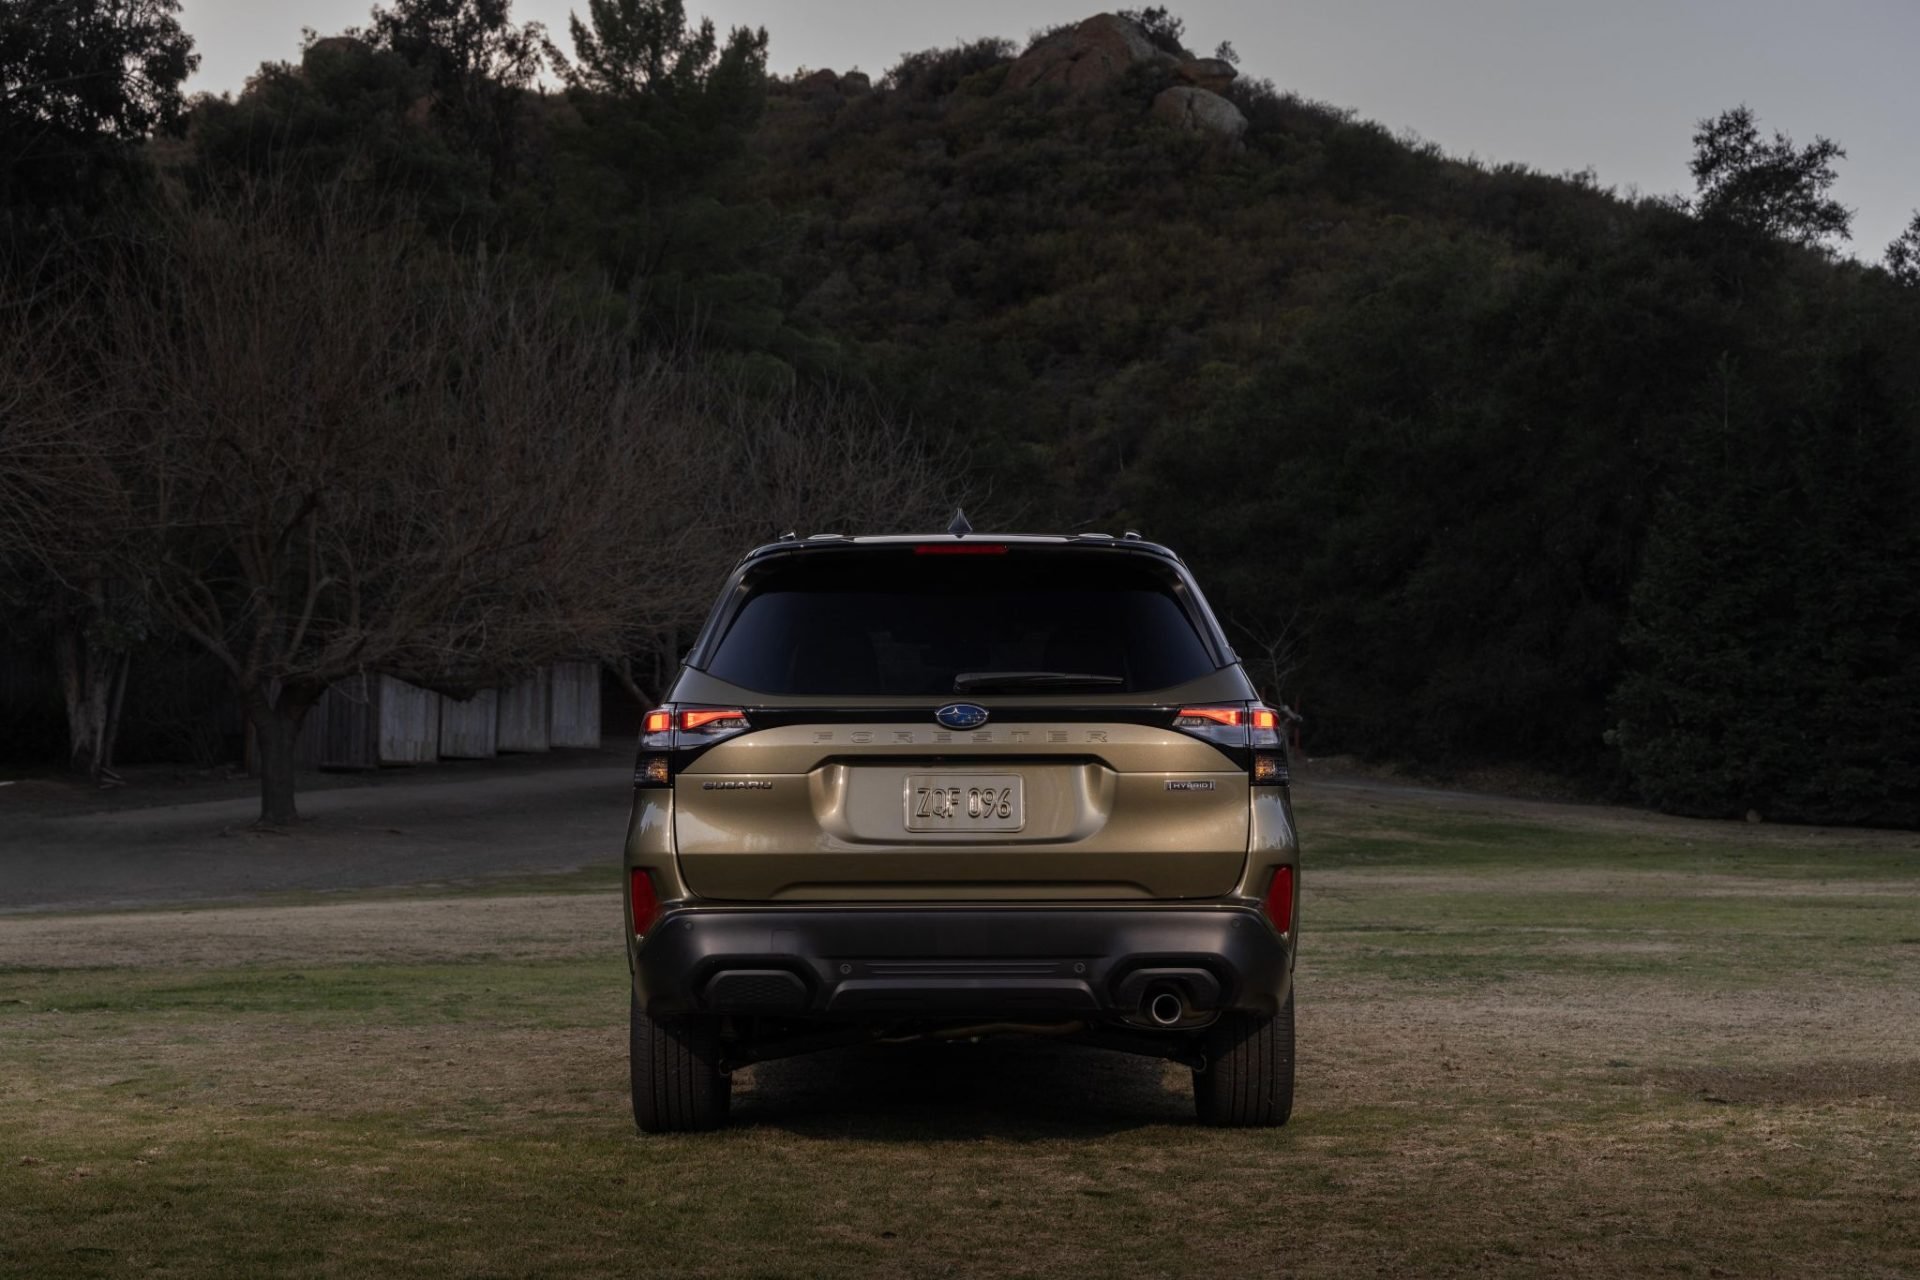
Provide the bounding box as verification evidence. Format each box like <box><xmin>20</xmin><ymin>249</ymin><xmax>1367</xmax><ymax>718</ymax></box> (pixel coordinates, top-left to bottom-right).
<box><xmin>623</xmin><ymin>522</ymin><xmax>1299</xmax><ymax>1130</ymax></box>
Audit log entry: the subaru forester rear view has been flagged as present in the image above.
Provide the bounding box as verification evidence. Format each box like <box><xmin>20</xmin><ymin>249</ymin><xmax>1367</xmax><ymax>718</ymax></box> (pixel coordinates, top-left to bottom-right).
<box><xmin>622</xmin><ymin>522</ymin><xmax>1299</xmax><ymax>1131</ymax></box>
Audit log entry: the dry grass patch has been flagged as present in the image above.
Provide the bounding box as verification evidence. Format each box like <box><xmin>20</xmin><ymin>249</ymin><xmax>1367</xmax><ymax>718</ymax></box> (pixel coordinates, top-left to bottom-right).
<box><xmin>0</xmin><ymin>893</ymin><xmax>608</xmax><ymax>970</ymax></box>
<box><xmin>1658</xmin><ymin>1059</ymin><xmax>1920</xmax><ymax>1107</ymax></box>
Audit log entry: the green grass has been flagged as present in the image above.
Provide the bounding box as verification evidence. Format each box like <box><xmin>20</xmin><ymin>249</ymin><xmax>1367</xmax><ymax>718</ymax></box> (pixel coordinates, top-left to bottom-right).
<box><xmin>0</xmin><ymin>958</ymin><xmax>612</xmax><ymax>1022</ymax></box>
<box><xmin>1308</xmin><ymin>801</ymin><xmax>1920</xmax><ymax>878</ymax></box>
<box><xmin>2</xmin><ymin>783</ymin><xmax>1917</xmax><ymax>1278</ymax></box>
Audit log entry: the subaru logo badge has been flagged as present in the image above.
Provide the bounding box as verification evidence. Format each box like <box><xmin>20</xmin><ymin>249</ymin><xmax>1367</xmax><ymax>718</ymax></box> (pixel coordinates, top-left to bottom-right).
<box><xmin>935</xmin><ymin>703</ymin><xmax>990</xmax><ymax>730</ymax></box>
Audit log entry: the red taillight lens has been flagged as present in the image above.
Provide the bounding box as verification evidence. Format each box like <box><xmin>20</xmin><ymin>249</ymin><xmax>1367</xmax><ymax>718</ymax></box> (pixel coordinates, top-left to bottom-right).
<box><xmin>643</xmin><ymin>709</ymin><xmax>672</xmax><ymax>734</ymax></box>
<box><xmin>1251</xmin><ymin>708</ymin><xmax>1278</xmax><ymax>731</ymax></box>
<box><xmin>1262</xmin><ymin>866</ymin><xmax>1295</xmax><ymax>934</ymax></box>
<box><xmin>1175</xmin><ymin>706</ymin><xmax>1242</xmax><ymax>727</ymax></box>
<box><xmin>913</xmin><ymin>543</ymin><xmax>1009</xmax><ymax>555</ymax></box>
<box><xmin>629</xmin><ymin>868</ymin><xmax>662</xmax><ymax>934</ymax></box>
<box><xmin>680</xmin><ymin>708</ymin><xmax>747</xmax><ymax>732</ymax></box>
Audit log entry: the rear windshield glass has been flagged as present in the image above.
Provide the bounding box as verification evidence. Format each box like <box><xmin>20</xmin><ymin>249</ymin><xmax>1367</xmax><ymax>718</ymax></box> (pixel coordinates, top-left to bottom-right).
<box><xmin>703</xmin><ymin>550</ymin><xmax>1219</xmax><ymax>696</ymax></box>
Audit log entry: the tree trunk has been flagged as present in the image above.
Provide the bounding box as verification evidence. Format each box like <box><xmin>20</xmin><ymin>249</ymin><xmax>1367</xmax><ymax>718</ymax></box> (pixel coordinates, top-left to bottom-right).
<box><xmin>100</xmin><ymin>653</ymin><xmax>130</xmax><ymax>779</ymax></box>
<box><xmin>248</xmin><ymin>692</ymin><xmax>317</xmax><ymax>827</ymax></box>
<box><xmin>607</xmin><ymin>655</ymin><xmax>651</xmax><ymax>708</ymax></box>
<box><xmin>52</xmin><ymin>620</ymin><xmax>126</xmax><ymax>782</ymax></box>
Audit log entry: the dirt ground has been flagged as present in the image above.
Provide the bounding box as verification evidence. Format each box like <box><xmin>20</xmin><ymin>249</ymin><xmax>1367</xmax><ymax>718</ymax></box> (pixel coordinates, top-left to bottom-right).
<box><xmin>0</xmin><ymin>751</ymin><xmax>631</xmax><ymax>913</ymax></box>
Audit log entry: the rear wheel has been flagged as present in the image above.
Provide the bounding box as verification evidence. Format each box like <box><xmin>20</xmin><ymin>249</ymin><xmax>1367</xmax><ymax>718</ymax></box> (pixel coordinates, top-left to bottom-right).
<box><xmin>1192</xmin><ymin>991</ymin><xmax>1294</xmax><ymax>1127</ymax></box>
<box><xmin>631</xmin><ymin>990</ymin><xmax>731</xmax><ymax>1133</ymax></box>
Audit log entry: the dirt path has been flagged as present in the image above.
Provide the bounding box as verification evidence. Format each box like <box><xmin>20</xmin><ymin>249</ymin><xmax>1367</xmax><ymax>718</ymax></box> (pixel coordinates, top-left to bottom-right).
<box><xmin>0</xmin><ymin>761</ymin><xmax>631</xmax><ymax>914</ymax></box>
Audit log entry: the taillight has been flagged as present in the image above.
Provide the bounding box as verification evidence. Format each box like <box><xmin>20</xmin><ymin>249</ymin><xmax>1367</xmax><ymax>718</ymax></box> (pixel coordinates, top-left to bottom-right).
<box><xmin>636</xmin><ymin>706</ymin><xmax>752</xmax><ymax>789</ymax></box>
<box><xmin>1175</xmin><ymin>706</ymin><xmax>1242</xmax><ymax>728</ymax></box>
<box><xmin>1262</xmin><ymin>866</ymin><xmax>1295</xmax><ymax>934</ymax></box>
<box><xmin>1172</xmin><ymin>704</ymin><xmax>1288</xmax><ymax>781</ymax></box>
<box><xmin>1171</xmin><ymin>705</ymin><xmax>1248</xmax><ymax>750</ymax></box>
<box><xmin>679</xmin><ymin>708</ymin><xmax>748</xmax><ymax>732</ymax></box>
<box><xmin>629</xmin><ymin>867</ymin><xmax>662</xmax><ymax>935</ymax></box>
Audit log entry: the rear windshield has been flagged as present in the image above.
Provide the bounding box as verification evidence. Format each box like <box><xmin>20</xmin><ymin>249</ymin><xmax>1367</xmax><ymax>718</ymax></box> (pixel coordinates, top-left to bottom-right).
<box><xmin>702</xmin><ymin>550</ymin><xmax>1219</xmax><ymax>697</ymax></box>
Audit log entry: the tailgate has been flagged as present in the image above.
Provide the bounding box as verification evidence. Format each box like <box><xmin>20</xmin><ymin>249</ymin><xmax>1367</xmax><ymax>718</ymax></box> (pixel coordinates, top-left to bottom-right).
<box><xmin>673</xmin><ymin>720</ymin><xmax>1249</xmax><ymax>901</ymax></box>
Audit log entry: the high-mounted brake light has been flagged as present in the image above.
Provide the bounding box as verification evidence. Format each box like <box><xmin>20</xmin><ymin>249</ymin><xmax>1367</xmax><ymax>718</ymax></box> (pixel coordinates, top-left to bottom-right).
<box><xmin>1262</xmin><ymin>866</ymin><xmax>1295</xmax><ymax>935</ymax></box>
<box><xmin>680</xmin><ymin>708</ymin><xmax>747</xmax><ymax>731</ymax></box>
<box><xmin>913</xmin><ymin>543</ymin><xmax>1009</xmax><ymax>556</ymax></box>
<box><xmin>1175</xmin><ymin>706</ymin><xmax>1242</xmax><ymax>727</ymax></box>
<box><xmin>629</xmin><ymin>867</ymin><xmax>663</xmax><ymax>935</ymax></box>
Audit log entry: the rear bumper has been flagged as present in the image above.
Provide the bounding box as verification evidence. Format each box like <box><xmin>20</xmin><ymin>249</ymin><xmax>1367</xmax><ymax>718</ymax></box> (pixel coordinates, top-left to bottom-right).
<box><xmin>632</xmin><ymin>905</ymin><xmax>1292</xmax><ymax>1023</ymax></box>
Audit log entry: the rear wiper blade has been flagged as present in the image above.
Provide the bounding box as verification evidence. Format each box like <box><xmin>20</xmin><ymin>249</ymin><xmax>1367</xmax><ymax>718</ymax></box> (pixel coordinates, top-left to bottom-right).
<box><xmin>952</xmin><ymin>671</ymin><xmax>1125</xmax><ymax>692</ymax></box>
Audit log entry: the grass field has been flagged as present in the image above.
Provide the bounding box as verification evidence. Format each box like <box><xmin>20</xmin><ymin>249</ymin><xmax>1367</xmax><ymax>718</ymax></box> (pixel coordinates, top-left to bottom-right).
<box><xmin>3</xmin><ymin>780</ymin><xmax>1918</xmax><ymax>1278</ymax></box>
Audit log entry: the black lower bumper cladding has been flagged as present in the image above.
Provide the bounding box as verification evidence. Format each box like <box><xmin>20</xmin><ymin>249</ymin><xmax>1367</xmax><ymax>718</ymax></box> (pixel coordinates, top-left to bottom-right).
<box><xmin>635</xmin><ymin>906</ymin><xmax>1292</xmax><ymax>1021</ymax></box>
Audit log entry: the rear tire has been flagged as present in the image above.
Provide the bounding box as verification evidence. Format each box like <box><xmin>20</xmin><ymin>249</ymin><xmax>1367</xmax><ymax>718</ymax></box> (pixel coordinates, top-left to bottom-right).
<box><xmin>1192</xmin><ymin>990</ymin><xmax>1295</xmax><ymax>1127</ymax></box>
<box><xmin>631</xmin><ymin>989</ymin><xmax>731</xmax><ymax>1133</ymax></box>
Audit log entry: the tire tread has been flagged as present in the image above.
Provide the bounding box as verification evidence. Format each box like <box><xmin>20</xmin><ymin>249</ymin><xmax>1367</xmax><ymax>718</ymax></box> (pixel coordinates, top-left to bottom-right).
<box><xmin>631</xmin><ymin>991</ymin><xmax>730</xmax><ymax>1133</ymax></box>
<box><xmin>1193</xmin><ymin>991</ymin><xmax>1295</xmax><ymax>1127</ymax></box>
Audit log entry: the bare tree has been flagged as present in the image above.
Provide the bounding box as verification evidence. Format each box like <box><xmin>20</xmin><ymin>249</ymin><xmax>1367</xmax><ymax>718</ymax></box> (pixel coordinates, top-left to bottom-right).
<box><xmin>600</xmin><ymin>373</ymin><xmax>959</xmax><ymax>707</ymax></box>
<box><xmin>65</xmin><ymin>185</ymin><xmax>712</xmax><ymax>822</ymax></box>
<box><xmin>0</xmin><ymin>278</ymin><xmax>144</xmax><ymax>781</ymax></box>
<box><xmin>1228</xmin><ymin>608</ymin><xmax>1304</xmax><ymax>705</ymax></box>
<box><xmin>13</xmin><ymin>181</ymin><xmax>957</xmax><ymax>822</ymax></box>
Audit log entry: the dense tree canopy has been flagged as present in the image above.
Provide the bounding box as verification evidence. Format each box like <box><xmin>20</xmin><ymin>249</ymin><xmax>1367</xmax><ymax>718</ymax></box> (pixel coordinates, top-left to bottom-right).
<box><xmin>0</xmin><ymin>0</ymin><xmax>197</xmax><ymax>216</ymax></box>
<box><xmin>1887</xmin><ymin>211</ymin><xmax>1920</xmax><ymax>286</ymax></box>
<box><xmin>1689</xmin><ymin>105</ymin><xmax>1851</xmax><ymax>249</ymax></box>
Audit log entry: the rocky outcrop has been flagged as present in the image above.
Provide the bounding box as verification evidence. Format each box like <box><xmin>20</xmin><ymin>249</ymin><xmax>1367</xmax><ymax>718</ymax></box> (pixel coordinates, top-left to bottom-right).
<box><xmin>791</xmin><ymin>68</ymin><xmax>876</xmax><ymax>100</ymax></box>
<box><xmin>1151</xmin><ymin>86</ymin><xmax>1247</xmax><ymax>141</ymax></box>
<box><xmin>795</xmin><ymin>68</ymin><xmax>842</xmax><ymax>97</ymax></box>
<box><xmin>1174</xmin><ymin>57</ymin><xmax>1236</xmax><ymax>93</ymax></box>
<box><xmin>1004</xmin><ymin>14</ymin><xmax>1166</xmax><ymax>94</ymax></box>
<box><xmin>304</xmin><ymin>35</ymin><xmax>369</xmax><ymax>62</ymax></box>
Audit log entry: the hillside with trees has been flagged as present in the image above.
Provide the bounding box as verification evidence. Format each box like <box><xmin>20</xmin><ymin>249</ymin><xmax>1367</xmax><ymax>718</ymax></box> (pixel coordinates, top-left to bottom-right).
<box><xmin>3</xmin><ymin>2</ymin><xmax>1916</xmax><ymax>825</ymax></box>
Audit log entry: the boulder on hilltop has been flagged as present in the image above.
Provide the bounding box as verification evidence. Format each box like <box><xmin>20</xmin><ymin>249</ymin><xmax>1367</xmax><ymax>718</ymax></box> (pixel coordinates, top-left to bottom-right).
<box><xmin>1151</xmin><ymin>85</ymin><xmax>1248</xmax><ymax>141</ymax></box>
<box><xmin>1003</xmin><ymin>14</ymin><xmax>1168</xmax><ymax>94</ymax></box>
<box><xmin>1174</xmin><ymin>57</ymin><xmax>1236</xmax><ymax>93</ymax></box>
<box><xmin>795</xmin><ymin>68</ymin><xmax>842</xmax><ymax>97</ymax></box>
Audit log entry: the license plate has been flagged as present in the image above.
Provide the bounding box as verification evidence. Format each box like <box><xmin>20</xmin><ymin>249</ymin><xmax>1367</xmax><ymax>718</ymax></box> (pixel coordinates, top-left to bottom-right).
<box><xmin>904</xmin><ymin>774</ymin><xmax>1025</xmax><ymax>832</ymax></box>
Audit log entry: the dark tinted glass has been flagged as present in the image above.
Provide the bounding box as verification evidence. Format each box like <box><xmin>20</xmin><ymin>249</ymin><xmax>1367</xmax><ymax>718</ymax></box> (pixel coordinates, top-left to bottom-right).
<box><xmin>705</xmin><ymin>551</ymin><xmax>1218</xmax><ymax>696</ymax></box>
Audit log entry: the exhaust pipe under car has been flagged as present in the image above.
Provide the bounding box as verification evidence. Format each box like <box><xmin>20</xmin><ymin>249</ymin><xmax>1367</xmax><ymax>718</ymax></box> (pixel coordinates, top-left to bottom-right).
<box><xmin>1146</xmin><ymin>988</ymin><xmax>1185</xmax><ymax>1026</ymax></box>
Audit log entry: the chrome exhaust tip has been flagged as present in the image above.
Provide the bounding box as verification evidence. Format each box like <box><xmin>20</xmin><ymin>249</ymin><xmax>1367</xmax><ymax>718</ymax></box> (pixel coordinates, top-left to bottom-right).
<box><xmin>1147</xmin><ymin>990</ymin><xmax>1184</xmax><ymax>1026</ymax></box>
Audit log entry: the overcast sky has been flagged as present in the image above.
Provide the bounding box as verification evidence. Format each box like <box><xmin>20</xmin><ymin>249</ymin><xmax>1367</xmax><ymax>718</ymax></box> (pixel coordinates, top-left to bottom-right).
<box><xmin>177</xmin><ymin>0</ymin><xmax>1920</xmax><ymax>258</ymax></box>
